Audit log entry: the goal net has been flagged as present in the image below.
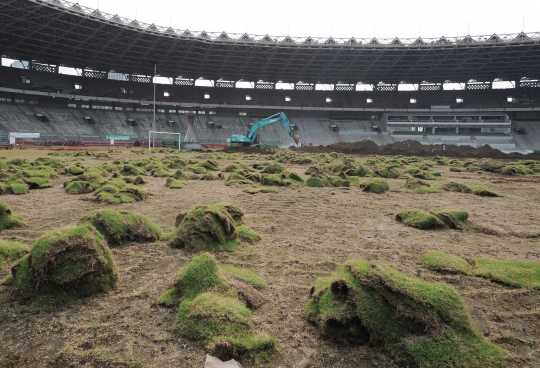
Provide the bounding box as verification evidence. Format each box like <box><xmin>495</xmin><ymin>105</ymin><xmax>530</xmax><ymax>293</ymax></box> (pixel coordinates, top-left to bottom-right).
<box><xmin>148</xmin><ymin>131</ymin><xmax>182</xmax><ymax>151</ymax></box>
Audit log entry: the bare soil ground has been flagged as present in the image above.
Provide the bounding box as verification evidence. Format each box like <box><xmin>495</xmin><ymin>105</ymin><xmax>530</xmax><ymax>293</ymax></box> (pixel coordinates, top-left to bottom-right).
<box><xmin>1</xmin><ymin>148</ymin><xmax>540</xmax><ymax>368</ymax></box>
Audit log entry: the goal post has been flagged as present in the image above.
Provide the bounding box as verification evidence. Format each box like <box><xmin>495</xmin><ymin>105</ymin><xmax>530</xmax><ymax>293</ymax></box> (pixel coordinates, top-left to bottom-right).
<box><xmin>148</xmin><ymin>131</ymin><xmax>182</xmax><ymax>152</ymax></box>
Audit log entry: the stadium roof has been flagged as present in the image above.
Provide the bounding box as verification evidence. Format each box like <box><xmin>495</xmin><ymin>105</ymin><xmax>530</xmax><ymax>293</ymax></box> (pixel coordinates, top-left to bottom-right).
<box><xmin>1</xmin><ymin>0</ymin><xmax>540</xmax><ymax>84</ymax></box>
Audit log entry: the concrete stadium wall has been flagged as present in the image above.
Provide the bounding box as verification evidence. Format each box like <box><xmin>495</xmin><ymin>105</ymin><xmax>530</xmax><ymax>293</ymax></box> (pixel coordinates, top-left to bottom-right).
<box><xmin>1</xmin><ymin>103</ymin><xmax>540</xmax><ymax>152</ymax></box>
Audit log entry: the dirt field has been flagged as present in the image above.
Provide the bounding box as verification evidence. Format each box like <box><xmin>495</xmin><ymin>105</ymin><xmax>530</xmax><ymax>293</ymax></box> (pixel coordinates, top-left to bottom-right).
<box><xmin>1</xmin><ymin>148</ymin><xmax>540</xmax><ymax>368</ymax></box>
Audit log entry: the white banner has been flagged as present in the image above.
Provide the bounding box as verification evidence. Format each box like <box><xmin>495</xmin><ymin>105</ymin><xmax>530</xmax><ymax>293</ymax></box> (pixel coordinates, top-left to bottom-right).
<box><xmin>9</xmin><ymin>132</ymin><xmax>41</xmax><ymax>139</ymax></box>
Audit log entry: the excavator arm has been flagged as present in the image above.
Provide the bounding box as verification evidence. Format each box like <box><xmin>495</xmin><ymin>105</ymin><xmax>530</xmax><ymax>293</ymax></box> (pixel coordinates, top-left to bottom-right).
<box><xmin>230</xmin><ymin>112</ymin><xmax>300</xmax><ymax>146</ymax></box>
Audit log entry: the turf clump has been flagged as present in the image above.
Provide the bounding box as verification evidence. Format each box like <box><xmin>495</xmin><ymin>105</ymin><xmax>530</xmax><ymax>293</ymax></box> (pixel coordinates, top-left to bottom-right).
<box><xmin>421</xmin><ymin>251</ymin><xmax>473</xmax><ymax>275</ymax></box>
<box><xmin>243</xmin><ymin>186</ymin><xmax>279</xmax><ymax>194</ymax></box>
<box><xmin>165</xmin><ymin>177</ymin><xmax>185</xmax><ymax>189</ymax></box>
<box><xmin>79</xmin><ymin>209</ymin><xmax>162</xmax><ymax>246</ymax></box>
<box><xmin>471</xmin><ymin>186</ymin><xmax>503</xmax><ymax>197</ymax></box>
<box><xmin>8</xmin><ymin>183</ymin><xmax>29</xmax><ymax>195</ymax></box>
<box><xmin>442</xmin><ymin>182</ymin><xmax>473</xmax><ymax>193</ymax></box>
<box><xmin>96</xmin><ymin>184</ymin><xmax>149</xmax><ymax>204</ymax></box>
<box><xmin>305</xmin><ymin>176</ymin><xmax>325</xmax><ymax>187</ymax></box>
<box><xmin>0</xmin><ymin>239</ymin><xmax>29</xmax><ymax>271</ymax></box>
<box><xmin>158</xmin><ymin>253</ymin><xmax>274</xmax><ymax>360</ymax></box>
<box><xmin>306</xmin><ymin>260</ymin><xmax>507</xmax><ymax>367</ymax></box>
<box><xmin>501</xmin><ymin>165</ymin><xmax>534</xmax><ymax>176</ymax></box>
<box><xmin>395</xmin><ymin>210</ymin><xmax>445</xmax><ymax>229</ymax></box>
<box><xmin>168</xmin><ymin>203</ymin><xmax>257</xmax><ymax>251</ymax></box>
<box><xmin>474</xmin><ymin>258</ymin><xmax>540</xmax><ymax>289</ymax></box>
<box><xmin>11</xmin><ymin>225</ymin><xmax>118</xmax><ymax>299</ymax></box>
<box><xmin>375</xmin><ymin>166</ymin><xmax>401</xmax><ymax>178</ymax></box>
<box><xmin>407</xmin><ymin>168</ymin><xmax>443</xmax><ymax>180</ymax></box>
<box><xmin>66</xmin><ymin>166</ymin><xmax>85</xmax><ymax>175</ymax></box>
<box><xmin>421</xmin><ymin>251</ymin><xmax>540</xmax><ymax>289</ymax></box>
<box><xmin>0</xmin><ymin>202</ymin><xmax>26</xmax><ymax>229</ymax></box>
<box><xmin>396</xmin><ymin>209</ymin><xmax>473</xmax><ymax>230</ymax></box>
<box><xmin>359</xmin><ymin>178</ymin><xmax>390</xmax><ymax>193</ymax></box>
<box><xmin>403</xmin><ymin>177</ymin><xmax>430</xmax><ymax>190</ymax></box>
<box><xmin>64</xmin><ymin>180</ymin><xmax>93</xmax><ymax>194</ymax></box>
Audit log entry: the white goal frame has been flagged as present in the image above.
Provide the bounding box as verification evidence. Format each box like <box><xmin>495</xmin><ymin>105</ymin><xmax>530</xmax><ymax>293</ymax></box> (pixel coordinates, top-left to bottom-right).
<box><xmin>148</xmin><ymin>131</ymin><xmax>182</xmax><ymax>152</ymax></box>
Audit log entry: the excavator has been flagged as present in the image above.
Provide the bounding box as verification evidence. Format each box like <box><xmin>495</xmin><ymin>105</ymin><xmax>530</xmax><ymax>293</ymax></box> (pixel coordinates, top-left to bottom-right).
<box><xmin>229</xmin><ymin>112</ymin><xmax>300</xmax><ymax>146</ymax></box>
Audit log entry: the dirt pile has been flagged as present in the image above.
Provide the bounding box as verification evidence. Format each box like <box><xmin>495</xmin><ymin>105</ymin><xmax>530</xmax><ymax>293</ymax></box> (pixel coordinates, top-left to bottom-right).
<box><xmin>294</xmin><ymin>139</ymin><xmax>540</xmax><ymax>159</ymax></box>
<box><xmin>222</xmin><ymin>146</ymin><xmax>275</xmax><ymax>155</ymax></box>
<box><xmin>11</xmin><ymin>225</ymin><xmax>118</xmax><ymax>298</ymax></box>
<box><xmin>306</xmin><ymin>260</ymin><xmax>507</xmax><ymax>367</ymax></box>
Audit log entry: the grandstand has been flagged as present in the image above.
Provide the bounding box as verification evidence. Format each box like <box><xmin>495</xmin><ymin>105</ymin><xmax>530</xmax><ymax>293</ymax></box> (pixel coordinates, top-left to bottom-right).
<box><xmin>1</xmin><ymin>0</ymin><xmax>540</xmax><ymax>151</ymax></box>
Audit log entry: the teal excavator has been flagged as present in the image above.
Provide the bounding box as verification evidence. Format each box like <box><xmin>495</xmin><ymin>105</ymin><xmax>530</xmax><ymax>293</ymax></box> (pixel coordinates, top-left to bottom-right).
<box><xmin>229</xmin><ymin>112</ymin><xmax>300</xmax><ymax>146</ymax></box>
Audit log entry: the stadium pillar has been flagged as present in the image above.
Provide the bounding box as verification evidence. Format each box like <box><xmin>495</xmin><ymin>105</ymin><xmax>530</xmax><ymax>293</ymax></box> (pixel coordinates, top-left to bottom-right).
<box><xmin>184</xmin><ymin>112</ymin><xmax>197</xmax><ymax>142</ymax></box>
<box><xmin>153</xmin><ymin>64</ymin><xmax>156</xmax><ymax>131</ymax></box>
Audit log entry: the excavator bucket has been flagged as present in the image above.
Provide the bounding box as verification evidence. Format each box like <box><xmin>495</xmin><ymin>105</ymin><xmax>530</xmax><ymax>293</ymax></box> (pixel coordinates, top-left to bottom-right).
<box><xmin>290</xmin><ymin>132</ymin><xmax>301</xmax><ymax>145</ymax></box>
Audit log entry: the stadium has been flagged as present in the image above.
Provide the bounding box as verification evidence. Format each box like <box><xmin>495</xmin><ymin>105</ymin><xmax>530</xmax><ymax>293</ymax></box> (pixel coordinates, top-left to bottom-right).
<box><xmin>0</xmin><ymin>0</ymin><xmax>540</xmax><ymax>367</ymax></box>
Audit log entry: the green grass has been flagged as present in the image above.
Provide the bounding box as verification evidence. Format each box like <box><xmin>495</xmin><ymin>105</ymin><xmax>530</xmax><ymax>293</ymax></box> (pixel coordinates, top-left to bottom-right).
<box><xmin>159</xmin><ymin>252</ymin><xmax>274</xmax><ymax>359</ymax></box>
<box><xmin>79</xmin><ymin>209</ymin><xmax>162</xmax><ymax>246</ymax></box>
<box><xmin>474</xmin><ymin>258</ymin><xmax>540</xmax><ymax>289</ymax></box>
<box><xmin>165</xmin><ymin>177</ymin><xmax>185</xmax><ymax>189</ymax></box>
<box><xmin>396</xmin><ymin>210</ymin><xmax>472</xmax><ymax>230</ymax></box>
<box><xmin>442</xmin><ymin>182</ymin><xmax>472</xmax><ymax>193</ymax></box>
<box><xmin>420</xmin><ymin>251</ymin><xmax>473</xmax><ymax>275</ymax></box>
<box><xmin>403</xmin><ymin>177</ymin><xmax>430</xmax><ymax>190</ymax></box>
<box><xmin>175</xmin><ymin>292</ymin><xmax>252</xmax><ymax>339</ymax></box>
<box><xmin>163</xmin><ymin>253</ymin><xmax>227</xmax><ymax>304</ymax></box>
<box><xmin>0</xmin><ymin>239</ymin><xmax>29</xmax><ymax>271</ymax></box>
<box><xmin>376</xmin><ymin>166</ymin><xmax>401</xmax><ymax>178</ymax></box>
<box><xmin>222</xmin><ymin>265</ymin><xmax>266</xmax><ymax>289</ymax></box>
<box><xmin>8</xmin><ymin>183</ymin><xmax>29</xmax><ymax>195</ymax></box>
<box><xmin>64</xmin><ymin>180</ymin><xmax>92</xmax><ymax>194</ymax></box>
<box><xmin>359</xmin><ymin>178</ymin><xmax>390</xmax><ymax>193</ymax></box>
<box><xmin>404</xmin><ymin>329</ymin><xmax>507</xmax><ymax>368</ymax></box>
<box><xmin>395</xmin><ymin>210</ymin><xmax>445</xmax><ymax>229</ymax></box>
<box><xmin>421</xmin><ymin>251</ymin><xmax>540</xmax><ymax>290</ymax></box>
<box><xmin>0</xmin><ymin>273</ymin><xmax>14</xmax><ymax>286</ymax></box>
<box><xmin>237</xmin><ymin>225</ymin><xmax>261</xmax><ymax>243</ymax></box>
<box><xmin>168</xmin><ymin>202</ymin><xmax>248</xmax><ymax>251</ymax></box>
<box><xmin>471</xmin><ymin>186</ymin><xmax>503</xmax><ymax>197</ymax></box>
<box><xmin>14</xmin><ymin>225</ymin><xmax>118</xmax><ymax>299</ymax></box>
<box><xmin>306</xmin><ymin>176</ymin><xmax>325</xmax><ymax>187</ymax></box>
<box><xmin>306</xmin><ymin>260</ymin><xmax>507</xmax><ymax>367</ymax></box>
<box><xmin>416</xmin><ymin>186</ymin><xmax>443</xmax><ymax>194</ymax></box>
<box><xmin>0</xmin><ymin>203</ymin><xmax>24</xmax><ymax>228</ymax></box>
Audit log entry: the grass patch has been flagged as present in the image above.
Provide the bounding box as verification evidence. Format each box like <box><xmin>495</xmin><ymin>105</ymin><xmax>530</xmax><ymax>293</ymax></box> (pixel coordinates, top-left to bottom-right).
<box><xmin>474</xmin><ymin>258</ymin><xmax>540</xmax><ymax>289</ymax></box>
<box><xmin>159</xmin><ymin>253</ymin><xmax>273</xmax><ymax>361</ymax></box>
<box><xmin>79</xmin><ymin>209</ymin><xmax>162</xmax><ymax>247</ymax></box>
<box><xmin>12</xmin><ymin>225</ymin><xmax>118</xmax><ymax>300</ymax></box>
<box><xmin>421</xmin><ymin>251</ymin><xmax>473</xmax><ymax>275</ymax></box>
<box><xmin>306</xmin><ymin>176</ymin><xmax>325</xmax><ymax>188</ymax></box>
<box><xmin>471</xmin><ymin>186</ymin><xmax>503</xmax><ymax>197</ymax></box>
<box><xmin>221</xmin><ymin>265</ymin><xmax>266</xmax><ymax>289</ymax></box>
<box><xmin>165</xmin><ymin>178</ymin><xmax>185</xmax><ymax>189</ymax></box>
<box><xmin>237</xmin><ymin>225</ymin><xmax>261</xmax><ymax>243</ymax></box>
<box><xmin>0</xmin><ymin>239</ymin><xmax>29</xmax><ymax>271</ymax></box>
<box><xmin>168</xmin><ymin>203</ymin><xmax>254</xmax><ymax>251</ymax></box>
<box><xmin>396</xmin><ymin>210</ymin><xmax>445</xmax><ymax>229</ymax></box>
<box><xmin>0</xmin><ymin>202</ymin><xmax>26</xmax><ymax>230</ymax></box>
<box><xmin>306</xmin><ymin>260</ymin><xmax>507</xmax><ymax>367</ymax></box>
<box><xmin>359</xmin><ymin>178</ymin><xmax>390</xmax><ymax>194</ymax></box>
<box><xmin>421</xmin><ymin>252</ymin><xmax>540</xmax><ymax>290</ymax></box>
<box><xmin>396</xmin><ymin>210</ymin><xmax>472</xmax><ymax>230</ymax></box>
